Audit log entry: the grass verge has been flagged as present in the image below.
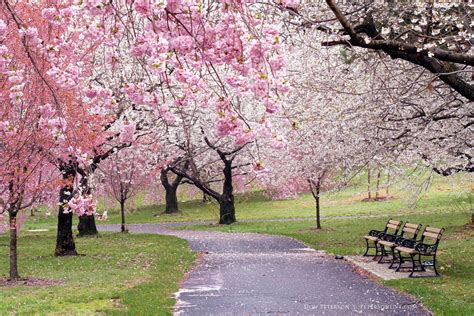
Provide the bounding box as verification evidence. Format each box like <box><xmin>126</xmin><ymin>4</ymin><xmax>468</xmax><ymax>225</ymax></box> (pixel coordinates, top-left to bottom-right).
<box><xmin>0</xmin><ymin>232</ymin><xmax>195</xmax><ymax>315</ymax></box>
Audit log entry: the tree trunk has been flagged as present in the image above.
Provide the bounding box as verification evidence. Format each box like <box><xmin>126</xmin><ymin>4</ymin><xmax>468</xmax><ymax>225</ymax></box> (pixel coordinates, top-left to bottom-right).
<box><xmin>375</xmin><ymin>169</ymin><xmax>381</xmax><ymax>199</ymax></box>
<box><xmin>202</xmin><ymin>193</ymin><xmax>210</xmax><ymax>203</ymax></box>
<box><xmin>77</xmin><ymin>173</ymin><xmax>98</xmax><ymax>236</ymax></box>
<box><xmin>219</xmin><ymin>161</ymin><xmax>236</xmax><ymax>225</ymax></box>
<box><xmin>120</xmin><ymin>199</ymin><xmax>127</xmax><ymax>232</ymax></box>
<box><xmin>161</xmin><ymin>168</ymin><xmax>182</xmax><ymax>214</ymax></box>
<box><xmin>9</xmin><ymin>212</ymin><xmax>20</xmax><ymax>281</ymax></box>
<box><xmin>55</xmin><ymin>184</ymin><xmax>78</xmax><ymax>256</ymax></box>
<box><xmin>367</xmin><ymin>168</ymin><xmax>372</xmax><ymax>199</ymax></box>
<box><xmin>219</xmin><ymin>195</ymin><xmax>236</xmax><ymax>224</ymax></box>
<box><xmin>386</xmin><ymin>170</ymin><xmax>391</xmax><ymax>197</ymax></box>
<box><xmin>315</xmin><ymin>184</ymin><xmax>321</xmax><ymax>229</ymax></box>
<box><xmin>164</xmin><ymin>185</ymin><xmax>179</xmax><ymax>214</ymax></box>
<box><xmin>77</xmin><ymin>215</ymin><xmax>98</xmax><ymax>236</ymax></box>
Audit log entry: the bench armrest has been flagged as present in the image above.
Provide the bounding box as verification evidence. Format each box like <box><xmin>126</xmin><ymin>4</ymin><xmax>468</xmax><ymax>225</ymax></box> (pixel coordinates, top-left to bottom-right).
<box><xmin>394</xmin><ymin>236</ymin><xmax>407</xmax><ymax>245</ymax></box>
<box><xmin>395</xmin><ymin>235</ymin><xmax>420</xmax><ymax>245</ymax></box>
<box><xmin>400</xmin><ymin>239</ymin><xmax>417</xmax><ymax>248</ymax></box>
<box><xmin>415</xmin><ymin>243</ymin><xmax>438</xmax><ymax>255</ymax></box>
<box><xmin>368</xmin><ymin>229</ymin><xmax>383</xmax><ymax>237</ymax></box>
<box><xmin>382</xmin><ymin>233</ymin><xmax>400</xmax><ymax>242</ymax></box>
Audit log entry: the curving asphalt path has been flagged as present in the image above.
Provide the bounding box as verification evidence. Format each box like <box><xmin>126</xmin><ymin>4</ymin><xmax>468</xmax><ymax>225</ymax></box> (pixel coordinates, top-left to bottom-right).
<box><xmin>99</xmin><ymin>223</ymin><xmax>429</xmax><ymax>315</ymax></box>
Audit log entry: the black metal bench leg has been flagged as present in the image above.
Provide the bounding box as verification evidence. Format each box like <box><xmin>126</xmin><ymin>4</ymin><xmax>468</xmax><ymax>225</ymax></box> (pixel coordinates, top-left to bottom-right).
<box><xmin>433</xmin><ymin>255</ymin><xmax>440</xmax><ymax>276</ymax></box>
<box><xmin>409</xmin><ymin>254</ymin><xmax>416</xmax><ymax>278</ymax></box>
<box><xmin>418</xmin><ymin>254</ymin><xmax>426</xmax><ymax>272</ymax></box>
<box><xmin>377</xmin><ymin>245</ymin><xmax>389</xmax><ymax>263</ymax></box>
<box><xmin>395</xmin><ymin>250</ymin><xmax>404</xmax><ymax>272</ymax></box>
<box><xmin>389</xmin><ymin>247</ymin><xmax>397</xmax><ymax>269</ymax></box>
<box><xmin>363</xmin><ymin>239</ymin><xmax>370</xmax><ymax>256</ymax></box>
<box><xmin>377</xmin><ymin>245</ymin><xmax>384</xmax><ymax>262</ymax></box>
<box><xmin>373</xmin><ymin>242</ymin><xmax>381</xmax><ymax>261</ymax></box>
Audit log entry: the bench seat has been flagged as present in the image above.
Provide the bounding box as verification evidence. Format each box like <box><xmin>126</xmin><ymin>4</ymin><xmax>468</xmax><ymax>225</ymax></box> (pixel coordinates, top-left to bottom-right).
<box><xmin>364</xmin><ymin>235</ymin><xmax>378</xmax><ymax>242</ymax></box>
<box><xmin>363</xmin><ymin>219</ymin><xmax>402</xmax><ymax>258</ymax></box>
<box><xmin>378</xmin><ymin>240</ymin><xmax>395</xmax><ymax>247</ymax></box>
<box><xmin>395</xmin><ymin>246</ymin><xmax>417</xmax><ymax>254</ymax></box>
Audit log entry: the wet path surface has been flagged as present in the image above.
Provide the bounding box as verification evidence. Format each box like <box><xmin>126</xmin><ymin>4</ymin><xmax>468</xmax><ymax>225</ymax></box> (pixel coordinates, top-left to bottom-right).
<box><xmin>99</xmin><ymin>223</ymin><xmax>429</xmax><ymax>315</ymax></box>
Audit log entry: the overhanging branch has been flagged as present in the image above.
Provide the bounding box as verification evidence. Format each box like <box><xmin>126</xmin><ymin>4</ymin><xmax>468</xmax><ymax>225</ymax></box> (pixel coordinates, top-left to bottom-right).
<box><xmin>324</xmin><ymin>0</ymin><xmax>474</xmax><ymax>101</ymax></box>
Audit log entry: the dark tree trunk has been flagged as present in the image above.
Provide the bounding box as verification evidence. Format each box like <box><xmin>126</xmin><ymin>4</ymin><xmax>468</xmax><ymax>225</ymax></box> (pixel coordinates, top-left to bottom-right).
<box><xmin>202</xmin><ymin>193</ymin><xmax>210</xmax><ymax>203</ymax></box>
<box><xmin>55</xmin><ymin>184</ymin><xmax>78</xmax><ymax>256</ymax></box>
<box><xmin>367</xmin><ymin>168</ymin><xmax>372</xmax><ymax>199</ymax></box>
<box><xmin>120</xmin><ymin>199</ymin><xmax>127</xmax><ymax>232</ymax></box>
<box><xmin>309</xmin><ymin>178</ymin><xmax>322</xmax><ymax>230</ymax></box>
<box><xmin>219</xmin><ymin>161</ymin><xmax>236</xmax><ymax>225</ymax></box>
<box><xmin>77</xmin><ymin>173</ymin><xmax>98</xmax><ymax>236</ymax></box>
<box><xmin>315</xmin><ymin>184</ymin><xmax>321</xmax><ymax>229</ymax></box>
<box><xmin>219</xmin><ymin>195</ymin><xmax>236</xmax><ymax>224</ymax></box>
<box><xmin>386</xmin><ymin>170</ymin><xmax>391</xmax><ymax>197</ymax></box>
<box><xmin>77</xmin><ymin>215</ymin><xmax>98</xmax><ymax>236</ymax></box>
<box><xmin>168</xmin><ymin>140</ymin><xmax>243</xmax><ymax>226</ymax></box>
<box><xmin>375</xmin><ymin>169</ymin><xmax>381</xmax><ymax>199</ymax></box>
<box><xmin>9</xmin><ymin>212</ymin><xmax>20</xmax><ymax>281</ymax></box>
<box><xmin>161</xmin><ymin>168</ymin><xmax>183</xmax><ymax>214</ymax></box>
<box><xmin>165</xmin><ymin>185</ymin><xmax>179</xmax><ymax>214</ymax></box>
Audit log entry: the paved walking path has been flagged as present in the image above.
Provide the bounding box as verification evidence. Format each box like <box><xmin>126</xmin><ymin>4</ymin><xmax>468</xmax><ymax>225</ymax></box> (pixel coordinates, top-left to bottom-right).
<box><xmin>99</xmin><ymin>223</ymin><xmax>429</xmax><ymax>315</ymax></box>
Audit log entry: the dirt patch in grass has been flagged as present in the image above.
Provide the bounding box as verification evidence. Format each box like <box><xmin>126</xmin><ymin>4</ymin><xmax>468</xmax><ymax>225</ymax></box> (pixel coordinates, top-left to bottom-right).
<box><xmin>360</xmin><ymin>196</ymin><xmax>394</xmax><ymax>202</ymax></box>
<box><xmin>110</xmin><ymin>296</ymin><xmax>127</xmax><ymax>310</ymax></box>
<box><xmin>445</xmin><ymin>227</ymin><xmax>473</xmax><ymax>241</ymax></box>
<box><xmin>0</xmin><ymin>277</ymin><xmax>64</xmax><ymax>287</ymax></box>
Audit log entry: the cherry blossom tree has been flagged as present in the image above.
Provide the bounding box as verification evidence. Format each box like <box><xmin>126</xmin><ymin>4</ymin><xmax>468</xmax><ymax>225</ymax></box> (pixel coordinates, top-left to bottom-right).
<box><xmin>158</xmin><ymin>91</ymin><xmax>271</xmax><ymax>224</ymax></box>
<box><xmin>168</xmin><ymin>133</ymin><xmax>256</xmax><ymax>225</ymax></box>
<box><xmin>260</xmin><ymin>29</ymin><xmax>430</xmax><ymax>227</ymax></box>
<box><xmin>25</xmin><ymin>0</ymin><xmax>287</xmax><ymax>229</ymax></box>
<box><xmin>322</xmin><ymin>0</ymin><xmax>473</xmax><ymax>101</ymax></box>
<box><xmin>276</xmin><ymin>1</ymin><xmax>473</xmax><ymax>174</ymax></box>
<box><xmin>97</xmin><ymin>0</ymin><xmax>289</xmax><ymax>224</ymax></box>
<box><xmin>0</xmin><ymin>0</ymin><xmax>120</xmax><ymax>276</ymax></box>
<box><xmin>277</xmin><ymin>1</ymin><xmax>473</xmax><ymax>98</ymax></box>
<box><xmin>99</xmin><ymin>143</ymin><xmax>156</xmax><ymax>232</ymax></box>
<box><xmin>0</xmin><ymin>0</ymin><xmax>291</xmax><ymax>276</ymax></box>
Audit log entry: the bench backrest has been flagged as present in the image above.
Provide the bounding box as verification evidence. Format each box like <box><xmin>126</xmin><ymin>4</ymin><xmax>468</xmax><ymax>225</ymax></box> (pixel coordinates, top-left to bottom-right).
<box><xmin>385</xmin><ymin>219</ymin><xmax>402</xmax><ymax>234</ymax></box>
<box><xmin>421</xmin><ymin>226</ymin><xmax>445</xmax><ymax>244</ymax></box>
<box><xmin>414</xmin><ymin>226</ymin><xmax>445</xmax><ymax>254</ymax></box>
<box><xmin>400</xmin><ymin>222</ymin><xmax>422</xmax><ymax>239</ymax></box>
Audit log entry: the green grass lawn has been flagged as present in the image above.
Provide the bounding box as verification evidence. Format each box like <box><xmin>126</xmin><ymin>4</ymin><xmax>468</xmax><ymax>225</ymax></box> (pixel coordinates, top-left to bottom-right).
<box><xmin>0</xmin><ymin>232</ymin><xmax>195</xmax><ymax>315</ymax></box>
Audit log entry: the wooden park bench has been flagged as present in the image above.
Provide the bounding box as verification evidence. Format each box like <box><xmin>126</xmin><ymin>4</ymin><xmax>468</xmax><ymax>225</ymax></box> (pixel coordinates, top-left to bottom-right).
<box><xmin>363</xmin><ymin>219</ymin><xmax>402</xmax><ymax>258</ymax></box>
<box><xmin>395</xmin><ymin>226</ymin><xmax>445</xmax><ymax>277</ymax></box>
<box><xmin>377</xmin><ymin>222</ymin><xmax>422</xmax><ymax>267</ymax></box>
